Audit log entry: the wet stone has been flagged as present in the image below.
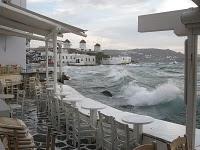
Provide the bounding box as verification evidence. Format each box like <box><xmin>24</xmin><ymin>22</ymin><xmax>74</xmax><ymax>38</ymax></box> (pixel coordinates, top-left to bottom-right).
<box><xmin>67</xmin><ymin>139</ymin><xmax>74</xmax><ymax>146</ymax></box>
<box><xmin>33</xmin><ymin>134</ymin><xmax>46</xmax><ymax>143</ymax></box>
<box><xmin>61</xmin><ymin>147</ymin><xmax>75</xmax><ymax>150</ymax></box>
<box><xmin>56</xmin><ymin>142</ymin><xmax>66</xmax><ymax>147</ymax></box>
<box><xmin>80</xmin><ymin>139</ymin><xmax>88</xmax><ymax>144</ymax></box>
<box><xmin>87</xmin><ymin>145</ymin><xmax>96</xmax><ymax>149</ymax></box>
<box><xmin>57</xmin><ymin>135</ymin><xmax>67</xmax><ymax>141</ymax></box>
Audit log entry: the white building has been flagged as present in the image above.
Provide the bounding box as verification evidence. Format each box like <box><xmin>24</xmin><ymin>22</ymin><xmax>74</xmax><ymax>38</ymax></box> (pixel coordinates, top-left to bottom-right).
<box><xmin>0</xmin><ymin>0</ymin><xmax>26</xmax><ymax>69</ymax></box>
<box><xmin>62</xmin><ymin>53</ymin><xmax>96</xmax><ymax>66</ymax></box>
<box><xmin>102</xmin><ymin>56</ymin><xmax>131</xmax><ymax>65</ymax></box>
<box><xmin>94</xmin><ymin>43</ymin><xmax>101</xmax><ymax>52</ymax></box>
<box><xmin>79</xmin><ymin>40</ymin><xmax>86</xmax><ymax>51</ymax></box>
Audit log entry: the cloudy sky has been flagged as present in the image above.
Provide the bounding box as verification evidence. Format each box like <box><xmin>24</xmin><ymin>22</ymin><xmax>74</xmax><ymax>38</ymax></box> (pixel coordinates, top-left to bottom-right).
<box><xmin>27</xmin><ymin>0</ymin><xmax>196</xmax><ymax>52</ymax></box>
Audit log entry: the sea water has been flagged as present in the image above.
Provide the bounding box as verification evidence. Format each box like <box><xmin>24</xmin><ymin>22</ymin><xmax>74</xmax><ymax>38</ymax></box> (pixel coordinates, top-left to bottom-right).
<box><xmin>63</xmin><ymin>62</ymin><xmax>200</xmax><ymax>128</ymax></box>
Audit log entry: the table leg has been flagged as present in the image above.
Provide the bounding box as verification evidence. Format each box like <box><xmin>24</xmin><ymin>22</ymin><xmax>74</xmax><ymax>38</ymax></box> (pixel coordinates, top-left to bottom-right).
<box><xmin>134</xmin><ymin>124</ymin><xmax>143</xmax><ymax>144</ymax></box>
<box><xmin>90</xmin><ymin>109</ymin><xmax>97</xmax><ymax>128</ymax></box>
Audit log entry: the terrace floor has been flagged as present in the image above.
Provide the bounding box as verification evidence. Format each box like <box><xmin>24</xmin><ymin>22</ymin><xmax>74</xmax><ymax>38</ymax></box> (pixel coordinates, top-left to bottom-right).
<box><xmin>21</xmin><ymin>98</ymin><xmax>96</xmax><ymax>150</ymax></box>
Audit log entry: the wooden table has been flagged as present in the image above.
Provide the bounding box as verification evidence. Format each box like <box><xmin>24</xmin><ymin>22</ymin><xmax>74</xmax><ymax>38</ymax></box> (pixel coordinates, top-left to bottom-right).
<box><xmin>81</xmin><ymin>102</ymin><xmax>106</xmax><ymax>127</ymax></box>
<box><xmin>122</xmin><ymin>114</ymin><xmax>154</xmax><ymax>144</ymax></box>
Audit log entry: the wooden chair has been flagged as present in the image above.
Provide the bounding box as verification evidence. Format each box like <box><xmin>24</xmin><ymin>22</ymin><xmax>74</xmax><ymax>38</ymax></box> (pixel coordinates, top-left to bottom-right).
<box><xmin>167</xmin><ymin>136</ymin><xmax>187</xmax><ymax>150</ymax></box>
<box><xmin>5</xmin><ymin>79</ymin><xmax>13</xmax><ymax>94</ymax></box>
<box><xmin>134</xmin><ymin>141</ymin><xmax>157</xmax><ymax>150</ymax></box>
<box><xmin>72</xmin><ymin>108</ymin><xmax>97</xmax><ymax>150</ymax></box>
<box><xmin>98</xmin><ymin>112</ymin><xmax>116</xmax><ymax>150</ymax></box>
<box><xmin>10</xmin><ymin>90</ymin><xmax>25</xmax><ymax>119</ymax></box>
<box><xmin>0</xmin><ymin>117</ymin><xmax>36</xmax><ymax>150</ymax></box>
<box><xmin>63</xmin><ymin>103</ymin><xmax>74</xmax><ymax>140</ymax></box>
<box><xmin>115</xmin><ymin>120</ymin><xmax>136</xmax><ymax>150</ymax></box>
<box><xmin>46</xmin><ymin>127</ymin><xmax>56</xmax><ymax>150</ymax></box>
<box><xmin>29</xmin><ymin>77</ymin><xmax>36</xmax><ymax>98</ymax></box>
<box><xmin>0</xmin><ymin>81</ymin><xmax>4</xmax><ymax>94</ymax></box>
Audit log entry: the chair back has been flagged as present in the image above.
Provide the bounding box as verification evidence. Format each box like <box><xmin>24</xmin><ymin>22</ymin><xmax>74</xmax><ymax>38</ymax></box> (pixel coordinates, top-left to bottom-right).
<box><xmin>167</xmin><ymin>136</ymin><xmax>187</xmax><ymax>150</ymax></box>
<box><xmin>5</xmin><ymin>79</ymin><xmax>13</xmax><ymax>94</ymax></box>
<box><xmin>98</xmin><ymin>112</ymin><xmax>116</xmax><ymax>150</ymax></box>
<box><xmin>115</xmin><ymin>120</ymin><xmax>131</xmax><ymax>150</ymax></box>
<box><xmin>0</xmin><ymin>81</ymin><xmax>4</xmax><ymax>94</ymax></box>
<box><xmin>134</xmin><ymin>141</ymin><xmax>157</xmax><ymax>150</ymax></box>
<box><xmin>17</xmin><ymin>90</ymin><xmax>25</xmax><ymax>105</ymax></box>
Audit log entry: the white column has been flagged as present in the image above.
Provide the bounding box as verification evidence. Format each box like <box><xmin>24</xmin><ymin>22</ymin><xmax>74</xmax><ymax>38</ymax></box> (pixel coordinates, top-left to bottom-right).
<box><xmin>53</xmin><ymin>30</ymin><xmax>57</xmax><ymax>93</ymax></box>
<box><xmin>45</xmin><ymin>40</ymin><xmax>49</xmax><ymax>84</ymax></box>
<box><xmin>59</xmin><ymin>44</ymin><xmax>63</xmax><ymax>81</ymax></box>
<box><xmin>185</xmin><ymin>30</ymin><xmax>198</xmax><ymax>150</ymax></box>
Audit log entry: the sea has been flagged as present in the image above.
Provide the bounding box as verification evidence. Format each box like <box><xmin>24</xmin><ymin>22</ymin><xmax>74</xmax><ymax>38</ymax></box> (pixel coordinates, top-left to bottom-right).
<box><xmin>63</xmin><ymin>62</ymin><xmax>200</xmax><ymax>128</ymax></box>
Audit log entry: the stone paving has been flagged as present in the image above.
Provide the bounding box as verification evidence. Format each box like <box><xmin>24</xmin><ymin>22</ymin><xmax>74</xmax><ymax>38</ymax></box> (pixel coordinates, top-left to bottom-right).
<box><xmin>16</xmin><ymin>98</ymin><xmax>97</xmax><ymax>150</ymax></box>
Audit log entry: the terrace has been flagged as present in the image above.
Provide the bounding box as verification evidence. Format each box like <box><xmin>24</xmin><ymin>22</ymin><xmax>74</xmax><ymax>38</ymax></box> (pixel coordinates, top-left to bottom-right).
<box><xmin>0</xmin><ymin>0</ymin><xmax>200</xmax><ymax>150</ymax></box>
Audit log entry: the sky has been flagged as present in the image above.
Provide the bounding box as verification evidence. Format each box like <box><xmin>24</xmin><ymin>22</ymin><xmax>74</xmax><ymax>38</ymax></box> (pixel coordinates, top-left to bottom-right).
<box><xmin>27</xmin><ymin>0</ymin><xmax>197</xmax><ymax>52</ymax></box>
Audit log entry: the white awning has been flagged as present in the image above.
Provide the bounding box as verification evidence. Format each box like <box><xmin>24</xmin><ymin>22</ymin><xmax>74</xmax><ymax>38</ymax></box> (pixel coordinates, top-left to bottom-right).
<box><xmin>0</xmin><ymin>1</ymin><xmax>87</xmax><ymax>37</ymax></box>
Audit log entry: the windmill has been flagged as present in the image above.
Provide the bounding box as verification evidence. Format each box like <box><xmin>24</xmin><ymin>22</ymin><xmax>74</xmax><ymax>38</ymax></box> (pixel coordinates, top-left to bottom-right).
<box><xmin>138</xmin><ymin>0</ymin><xmax>200</xmax><ymax>149</ymax></box>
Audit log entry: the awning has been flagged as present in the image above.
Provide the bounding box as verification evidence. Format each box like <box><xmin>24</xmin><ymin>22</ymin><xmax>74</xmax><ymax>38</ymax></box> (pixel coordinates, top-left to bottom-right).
<box><xmin>0</xmin><ymin>1</ymin><xmax>87</xmax><ymax>37</ymax></box>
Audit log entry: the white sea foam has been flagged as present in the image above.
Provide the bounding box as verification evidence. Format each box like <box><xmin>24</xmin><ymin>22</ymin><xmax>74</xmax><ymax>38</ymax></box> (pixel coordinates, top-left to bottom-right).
<box><xmin>107</xmin><ymin>67</ymin><xmax>133</xmax><ymax>81</ymax></box>
<box><xmin>122</xmin><ymin>81</ymin><xmax>181</xmax><ymax>106</ymax></box>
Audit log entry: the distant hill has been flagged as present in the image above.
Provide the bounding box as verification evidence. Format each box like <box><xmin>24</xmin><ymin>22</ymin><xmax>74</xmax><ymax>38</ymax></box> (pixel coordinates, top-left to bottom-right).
<box><xmin>102</xmin><ymin>48</ymin><xmax>184</xmax><ymax>63</ymax></box>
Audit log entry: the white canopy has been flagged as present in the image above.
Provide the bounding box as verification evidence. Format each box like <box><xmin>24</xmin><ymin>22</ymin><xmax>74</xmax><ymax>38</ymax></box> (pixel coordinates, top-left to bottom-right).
<box><xmin>0</xmin><ymin>1</ymin><xmax>87</xmax><ymax>37</ymax></box>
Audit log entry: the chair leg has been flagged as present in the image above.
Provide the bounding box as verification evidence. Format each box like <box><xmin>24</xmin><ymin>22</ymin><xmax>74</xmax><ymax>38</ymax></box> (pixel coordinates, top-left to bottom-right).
<box><xmin>46</xmin><ymin>128</ymin><xmax>51</xmax><ymax>150</ymax></box>
<box><xmin>51</xmin><ymin>133</ymin><xmax>56</xmax><ymax>150</ymax></box>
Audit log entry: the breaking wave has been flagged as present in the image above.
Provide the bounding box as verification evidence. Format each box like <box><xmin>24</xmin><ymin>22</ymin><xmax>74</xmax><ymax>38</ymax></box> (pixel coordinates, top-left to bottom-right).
<box><xmin>121</xmin><ymin>81</ymin><xmax>182</xmax><ymax>106</ymax></box>
<box><xmin>107</xmin><ymin>67</ymin><xmax>133</xmax><ymax>81</ymax></box>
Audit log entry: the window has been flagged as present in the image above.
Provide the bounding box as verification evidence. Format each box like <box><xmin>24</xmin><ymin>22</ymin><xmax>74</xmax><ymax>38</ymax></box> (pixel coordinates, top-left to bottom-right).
<box><xmin>88</xmin><ymin>58</ymin><xmax>90</xmax><ymax>61</ymax></box>
<box><xmin>66</xmin><ymin>56</ymin><xmax>68</xmax><ymax>59</ymax></box>
<box><xmin>86</xmin><ymin>58</ymin><xmax>87</xmax><ymax>61</ymax></box>
<box><xmin>93</xmin><ymin>58</ymin><xmax>95</xmax><ymax>61</ymax></box>
<box><xmin>63</xmin><ymin>56</ymin><xmax>64</xmax><ymax>59</ymax></box>
<box><xmin>81</xmin><ymin>58</ymin><xmax>83</xmax><ymax>61</ymax></box>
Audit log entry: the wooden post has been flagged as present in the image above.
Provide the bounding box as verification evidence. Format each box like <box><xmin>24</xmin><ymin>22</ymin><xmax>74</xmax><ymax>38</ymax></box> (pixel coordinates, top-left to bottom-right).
<box><xmin>185</xmin><ymin>29</ymin><xmax>198</xmax><ymax>150</ymax></box>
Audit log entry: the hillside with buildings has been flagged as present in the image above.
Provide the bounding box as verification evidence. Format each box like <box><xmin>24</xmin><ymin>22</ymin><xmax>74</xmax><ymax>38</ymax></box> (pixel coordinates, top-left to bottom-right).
<box><xmin>103</xmin><ymin>49</ymin><xmax>184</xmax><ymax>63</ymax></box>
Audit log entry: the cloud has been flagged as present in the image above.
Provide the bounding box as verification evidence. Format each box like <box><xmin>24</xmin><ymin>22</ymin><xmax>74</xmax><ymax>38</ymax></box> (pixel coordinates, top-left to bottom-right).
<box><xmin>27</xmin><ymin>0</ymin><xmax>197</xmax><ymax>52</ymax></box>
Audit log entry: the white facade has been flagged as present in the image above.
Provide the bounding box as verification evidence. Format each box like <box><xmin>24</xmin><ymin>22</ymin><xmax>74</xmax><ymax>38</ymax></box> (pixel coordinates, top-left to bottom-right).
<box><xmin>0</xmin><ymin>0</ymin><xmax>26</xmax><ymax>68</ymax></box>
<box><xmin>102</xmin><ymin>56</ymin><xmax>131</xmax><ymax>65</ymax></box>
<box><xmin>62</xmin><ymin>53</ymin><xmax>96</xmax><ymax>66</ymax></box>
